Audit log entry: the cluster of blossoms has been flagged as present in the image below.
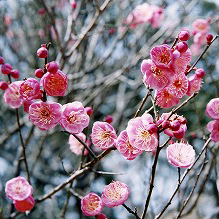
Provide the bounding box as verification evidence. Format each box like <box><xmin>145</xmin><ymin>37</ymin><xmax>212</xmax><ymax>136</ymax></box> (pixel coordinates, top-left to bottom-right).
<box><xmin>141</xmin><ymin>31</ymin><xmax>206</xmax><ymax>109</ymax></box>
<box><xmin>206</xmin><ymin>98</ymin><xmax>219</xmax><ymax>142</ymax></box>
<box><xmin>81</xmin><ymin>181</ymin><xmax>129</xmax><ymax>217</ymax></box>
<box><xmin>5</xmin><ymin>176</ymin><xmax>34</xmax><ymax>212</ymax></box>
<box><xmin>125</xmin><ymin>3</ymin><xmax>163</xmax><ymax>29</ymax></box>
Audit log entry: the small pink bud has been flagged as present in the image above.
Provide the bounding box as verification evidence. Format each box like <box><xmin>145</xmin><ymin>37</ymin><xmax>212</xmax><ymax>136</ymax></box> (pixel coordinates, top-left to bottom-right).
<box><xmin>85</xmin><ymin>106</ymin><xmax>93</xmax><ymax>116</ymax></box>
<box><xmin>71</xmin><ymin>2</ymin><xmax>77</xmax><ymax>9</ymax></box>
<box><xmin>46</xmin><ymin>61</ymin><xmax>59</xmax><ymax>74</ymax></box>
<box><xmin>206</xmin><ymin>34</ymin><xmax>213</xmax><ymax>44</ymax></box>
<box><xmin>148</xmin><ymin>124</ymin><xmax>158</xmax><ymax>134</ymax></box>
<box><xmin>105</xmin><ymin>115</ymin><xmax>113</xmax><ymax>124</ymax></box>
<box><xmin>11</xmin><ymin>70</ymin><xmax>20</xmax><ymax>79</ymax></box>
<box><xmin>108</xmin><ymin>28</ymin><xmax>116</xmax><ymax>35</ymax></box>
<box><xmin>170</xmin><ymin>121</ymin><xmax>181</xmax><ymax>131</ymax></box>
<box><xmin>35</xmin><ymin>68</ymin><xmax>44</xmax><ymax>78</ymax></box>
<box><xmin>23</xmin><ymin>100</ymin><xmax>34</xmax><ymax>113</ymax></box>
<box><xmin>37</xmin><ymin>47</ymin><xmax>48</xmax><ymax>58</ymax></box>
<box><xmin>14</xmin><ymin>195</ymin><xmax>35</xmax><ymax>212</ymax></box>
<box><xmin>173</xmin><ymin>128</ymin><xmax>185</xmax><ymax>138</ymax></box>
<box><xmin>38</xmin><ymin>8</ymin><xmax>46</xmax><ymax>15</ymax></box>
<box><xmin>1</xmin><ymin>63</ymin><xmax>12</xmax><ymax>74</ymax></box>
<box><xmin>96</xmin><ymin>214</ymin><xmax>107</xmax><ymax>219</ymax></box>
<box><xmin>178</xmin><ymin>30</ymin><xmax>190</xmax><ymax>41</ymax></box>
<box><xmin>176</xmin><ymin>42</ymin><xmax>188</xmax><ymax>53</ymax></box>
<box><xmin>35</xmin><ymin>90</ymin><xmax>43</xmax><ymax>99</ymax></box>
<box><xmin>0</xmin><ymin>56</ymin><xmax>4</xmax><ymax>65</ymax></box>
<box><xmin>0</xmin><ymin>81</ymin><xmax>8</xmax><ymax>90</ymax></box>
<box><xmin>162</xmin><ymin>120</ymin><xmax>170</xmax><ymax>129</ymax></box>
<box><xmin>195</xmin><ymin>68</ymin><xmax>205</xmax><ymax>79</ymax></box>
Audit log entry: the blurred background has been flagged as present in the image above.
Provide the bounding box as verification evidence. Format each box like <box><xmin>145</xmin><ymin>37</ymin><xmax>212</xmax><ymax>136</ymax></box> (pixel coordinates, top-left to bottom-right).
<box><xmin>0</xmin><ymin>0</ymin><xmax>219</xmax><ymax>218</ymax></box>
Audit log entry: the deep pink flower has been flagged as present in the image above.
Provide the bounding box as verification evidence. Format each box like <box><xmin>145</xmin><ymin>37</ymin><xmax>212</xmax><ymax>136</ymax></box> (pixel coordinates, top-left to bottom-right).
<box><xmin>40</xmin><ymin>70</ymin><xmax>68</xmax><ymax>96</ymax></box>
<box><xmin>35</xmin><ymin>68</ymin><xmax>44</xmax><ymax>78</ymax></box>
<box><xmin>161</xmin><ymin>113</ymin><xmax>187</xmax><ymax>139</ymax></box>
<box><xmin>0</xmin><ymin>56</ymin><xmax>4</xmax><ymax>65</ymax></box>
<box><xmin>166</xmin><ymin>142</ymin><xmax>195</xmax><ymax>168</ymax></box>
<box><xmin>91</xmin><ymin>122</ymin><xmax>117</xmax><ymax>150</ymax></box>
<box><xmin>1</xmin><ymin>63</ymin><xmax>12</xmax><ymax>74</ymax></box>
<box><xmin>0</xmin><ymin>81</ymin><xmax>8</xmax><ymax>90</ymax></box>
<box><xmin>68</xmin><ymin>133</ymin><xmax>89</xmax><ymax>155</ymax></box>
<box><xmin>46</xmin><ymin>61</ymin><xmax>59</xmax><ymax>74</ymax></box>
<box><xmin>150</xmin><ymin>44</ymin><xmax>173</xmax><ymax>69</ymax></box>
<box><xmin>37</xmin><ymin>47</ymin><xmax>48</xmax><ymax>58</ymax></box>
<box><xmin>11</xmin><ymin>70</ymin><xmax>20</xmax><ymax>79</ymax></box>
<box><xmin>166</xmin><ymin>73</ymin><xmax>188</xmax><ymax>98</ymax></box>
<box><xmin>20</xmin><ymin>78</ymin><xmax>40</xmax><ymax>101</ymax></box>
<box><xmin>3</xmin><ymin>81</ymin><xmax>23</xmax><ymax>108</ymax></box>
<box><xmin>126</xmin><ymin>113</ymin><xmax>158</xmax><ymax>151</ymax></box>
<box><xmin>141</xmin><ymin>59</ymin><xmax>174</xmax><ymax>89</ymax></box>
<box><xmin>155</xmin><ymin>88</ymin><xmax>180</xmax><ymax>108</ymax></box>
<box><xmin>206</xmin><ymin>34</ymin><xmax>214</xmax><ymax>44</ymax></box>
<box><xmin>5</xmin><ymin>176</ymin><xmax>33</xmax><ymax>201</ymax></box>
<box><xmin>60</xmin><ymin>101</ymin><xmax>90</xmax><ymax>134</ymax></box>
<box><xmin>14</xmin><ymin>195</ymin><xmax>35</xmax><ymax>212</ymax></box>
<box><xmin>207</xmin><ymin>120</ymin><xmax>219</xmax><ymax>142</ymax></box>
<box><xmin>85</xmin><ymin>106</ymin><xmax>93</xmax><ymax>116</ymax></box>
<box><xmin>187</xmin><ymin>74</ymin><xmax>202</xmax><ymax>96</ymax></box>
<box><xmin>23</xmin><ymin>100</ymin><xmax>34</xmax><ymax>113</ymax></box>
<box><xmin>81</xmin><ymin>192</ymin><xmax>103</xmax><ymax>216</ymax></box>
<box><xmin>105</xmin><ymin>115</ymin><xmax>113</xmax><ymax>124</ymax></box>
<box><xmin>206</xmin><ymin>98</ymin><xmax>219</xmax><ymax>120</ymax></box>
<box><xmin>178</xmin><ymin>30</ymin><xmax>190</xmax><ymax>41</ymax></box>
<box><xmin>116</xmin><ymin>130</ymin><xmax>143</xmax><ymax>160</ymax></box>
<box><xmin>192</xmin><ymin>19</ymin><xmax>210</xmax><ymax>34</ymax></box>
<box><xmin>101</xmin><ymin>181</ymin><xmax>130</xmax><ymax>208</ymax></box>
<box><xmin>29</xmin><ymin>101</ymin><xmax>62</xmax><ymax>130</ymax></box>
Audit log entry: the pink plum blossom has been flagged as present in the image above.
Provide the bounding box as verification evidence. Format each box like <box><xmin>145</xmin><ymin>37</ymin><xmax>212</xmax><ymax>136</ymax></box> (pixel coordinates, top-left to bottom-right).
<box><xmin>207</xmin><ymin>120</ymin><xmax>219</xmax><ymax>142</ymax></box>
<box><xmin>150</xmin><ymin>44</ymin><xmax>173</xmax><ymax>69</ymax></box>
<box><xmin>126</xmin><ymin>113</ymin><xmax>158</xmax><ymax>151</ymax></box>
<box><xmin>192</xmin><ymin>19</ymin><xmax>210</xmax><ymax>34</ymax></box>
<box><xmin>206</xmin><ymin>98</ymin><xmax>219</xmax><ymax>120</ymax></box>
<box><xmin>116</xmin><ymin>130</ymin><xmax>143</xmax><ymax>160</ymax></box>
<box><xmin>81</xmin><ymin>192</ymin><xmax>103</xmax><ymax>216</ymax></box>
<box><xmin>91</xmin><ymin>121</ymin><xmax>117</xmax><ymax>150</ymax></box>
<box><xmin>96</xmin><ymin>213</ymin><xmax>107</xmax><ymax>219</ymax></box>
<box><xmin>40</xmin><ymin>70</ymin><xmax>68</xmax><ymax>96</ymax></box>
<box><xmin>166</xmin><ymin>142</ymin><xmax>195</xmax><ymax>168</ymax></box>
<box><xmin>161</xmin><ymin>113</ymin><xmax>187</xmax><ymax>139</ymax></box>
<box><xmin>19</xmin><ymin>78</ymin><xmax>40</xmax><ymax>101</ymax></box>
<box><xmin>60</xmin><ymin>101</ymin><xmax>90</xmax><ymax>134</ymax></box>
<box><xmin>155</xmin><ymin>88</ymin><xmax>180</xmax><ymax>108</ymax></box>
<box><xmin>194</xmin><ymin>32</ymin><xmax>207</xmax><ymax>46</ymax></box>
<box><xmin>141</xmin><ymin>59</ymin><xmax>174</xmax><ymax>89</ymax></box>
<box><xmin>23</xmin><ymin>100</ymin><xmax>34</xmax><ymax>113</ymax></box>
<box><xmin>5</xmin><ymin>176</ymin><xmax>33</xmax><ymax>201</ymax></box>
<box><xmin>101</xmin><ymin>181</ymin><xmax>130</xmax><ymax>208</ymax></box>
<box><xmin>150</xmin><ymin>5</ymin><xmax>163</xmax><ymax>28</ymax></box>
<box><xmin>187</xmin><ymin>74</ymin><xmax>202</xmax><ymax>96</ymax></box>
<box><xmin>14</xmin><ymin>195</ymin><xmax>35</xmax><ymax>212</ymax></box>
<box><xmin>166</xmin><ymin>73</ymin><xmax>188</xmax><ymax>98</ymax></box>
<box><xmin>3</xmin><ymin>81</ymin><xmax>23</xmax><ymax>108</ymax></box>
<box><xmin>29</xmin><ymin>101</ymin><xmax>62</xmax><ymax>130</ymax></box>
<box><xmin>68</xmin><ymin>133</ymin><xmax>89</xmax><ymax>155</ymax></box>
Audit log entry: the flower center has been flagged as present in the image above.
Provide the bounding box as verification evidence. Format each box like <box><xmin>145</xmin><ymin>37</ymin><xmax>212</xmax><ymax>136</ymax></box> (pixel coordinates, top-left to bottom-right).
<box><xmin>67</xmin><ymin>112</ymin><xmax>77</xmax><ymax>124</ymax></box>
<box><xmin>151</xmin><ymin>66</ymin><xmax>161</xmax><ymax>76</ymax></box>
<box><xmin>102</xmin><ymin>131</ymin><xmax>111</xmax><ymax>139</ymax></box>
<box><xmin>173</xmin><ymin>79</ymin><xmax>182</xmax><ymax>88</ymax></box>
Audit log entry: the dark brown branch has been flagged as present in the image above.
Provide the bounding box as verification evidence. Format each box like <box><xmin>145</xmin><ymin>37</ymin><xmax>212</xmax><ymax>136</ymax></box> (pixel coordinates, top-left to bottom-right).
<box><xmin>123</xmin><ymin>204</ymin><xmax>140</xmax><ymax>219</ymax></box>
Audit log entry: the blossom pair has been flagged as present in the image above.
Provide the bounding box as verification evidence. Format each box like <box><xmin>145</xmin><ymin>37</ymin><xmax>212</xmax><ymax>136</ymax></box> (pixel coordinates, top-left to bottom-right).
<box><xmin>5</xmin><ymin>176</ymin><xmax>35</xmax><ymax>212</ymax></box>
<box><xmin>81</xmin><ymin>181</ymin><xmax>129</xmax><ymax>216</ymax></box>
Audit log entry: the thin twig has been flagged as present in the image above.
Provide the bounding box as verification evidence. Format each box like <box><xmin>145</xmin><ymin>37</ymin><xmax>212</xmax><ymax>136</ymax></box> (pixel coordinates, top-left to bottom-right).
<box><xmin>122</xmin><ymin>204</ymin><xmax>140</xmax><ymax>219</ymax></box>
<box><xmin>134</xmin><ymin>91</ymin><xmax>150</xmax><ymax>118</ymax></box>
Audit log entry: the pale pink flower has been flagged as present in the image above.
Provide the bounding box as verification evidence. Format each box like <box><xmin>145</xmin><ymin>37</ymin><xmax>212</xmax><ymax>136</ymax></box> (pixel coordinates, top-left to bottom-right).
<box><xmin>91</xmin><ymin>121</ymin><xmax>117</xmax><ymax>150</ymax></box>
<box><xmin>187</xmin><ymin>74</ymin><xmax>202</xmax><ymax>96</ymax></box>
<box><xmin>173</xmin><ymin>49</ymin><xmax>192</xmax><ymax>74</ymax></box>
<box><xmin>5</xmin><ymin>176</ymin><xmax>33</xmax><ymax>201</ymax></box>
<box><xmin>40</xmin><ymin>70</ymin><xmax>68</xmax><ymax>96</ymax></box>
<box><xmin>192</xmin><ymin>19</ymin><xmax>210</xmax><ymax>34</ymax></box>
<box><xmin>101</xmin><ymin>181</ymin><xmax>130</xmax><ymax>208</ymax></box>
<box><xmin>3</xmin><ymin>81</ymin><xmax>23</xmax><ymax>108</ymax></box>
<box><xmin>126</xmin><ymin>114</ymin><xmax>158</xmax><ymax>151</ymax></box>
<box><xmin>68</xmin><ymin>133</ymin><xmax>89</xmax><ymax>155</ymax></box>
<box><xmin>14</xmin><ymin>195</ymin><xmax>35</xmax><ymax>212</ymax></box>
<box><xmin>206</xmin><ymin>98</ymin><xmax>219</xmax><ymax>120</ymax></box>
<box><xmin>155</xmin><ymin>88</ymin><xmax>180</xmax><ymax>108</ymax></box>
<box><xmin>166</xmin><ymin>73</ymin><xmax>188</xmax><ymax>98</ymax></box>
<box><xmin>207</xmin><ymin>120</ymin><xmax>219</xmax><ymax>142</ymax></box>
<box><xmin>150</xmin><ymin>5</ymin><xmax>163</xmax><ymax>28</ymax></box>
<box><xmin>166</xmin><ymin>142</ymin><xmax>195</xmax><ymax>168</ymax></box>
<box><xmin>194</xmin><ymin>32</ymin><xmax>207</xmax><ymax>46</ymax></box>
<box><xmin>161</xmin><ymin>113</ymin><xmax>187</xmax><ymax>139</ymax></box>
<box><xmin>141</xmin><ymin>59</ymin><xmax>174</xmax><ymax>89</ymax></box>
<box><xmin>29</xmin><ymin>101</ymin><xmax>62</xmax><ymax>130</ymax></box>
<box><xmin>116</xmin><ymin>130</ymin><xmax>143</xmax><ymax>160</ymax></box>
<box><xmin>81</xmin><ymin>192</ymin><xmax>103</xmax><ymax>216</ymax></box>
<box><xmin>150</xmin><ymin>44</ymin><xmax>173</xmax><ymax>69</ymax></box>
<box><xmin>20</xmin><ymin>78</ymin><xmax>40</xmax><ymax>101</ymax></box>
<box><xmin>60</xmin><ymin>101</ymin><xmax>90</xmax><ymax>134</ymax></box>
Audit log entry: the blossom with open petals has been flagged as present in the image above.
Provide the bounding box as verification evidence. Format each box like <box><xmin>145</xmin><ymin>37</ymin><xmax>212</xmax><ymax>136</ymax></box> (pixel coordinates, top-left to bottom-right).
<box><xmin>192</xmin><ymin>19</ymin><xmax>210</xmax><ymax>34</ymax></box>
<box><xmin>91</xmin><ymin>121</ymin><xmax>117</xmax><ymax>150</ymax></box>
<box><xmin>207</xmin><ymin>120</ymin><xmax>219</xmax><ymax>142</ymax></box>
<box><xmin>206</xmin><ymin>98</ymin><xmax>219</xmax><ymax>120</ymax></box>
<box><xmin>29</xmin><ymin>101</ymin><xmax>62</xmax><ymax>130</ymax></box>
<box><xmin>166</xmin><ymin>142</ymin><xmax>195</xmax><ymax>168</ymax></box>
<box><xmin>60</xmin><ymin>101</ymin><xmax>89</xmax><ymax>134</ymax></box>
<box><xmin>81</xmin><ymin>193</ymin><xmax>103</xmax><ymax>216</ymax></box>
<box><xmin>101</xmin><ymin>181</ymin><xmax>130</xmax><ymax>208</ymax></box>
<box><xmin>187</xmin><ymin>74</ymin><xmax>202</xmax><ymax>96</ymax></box>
